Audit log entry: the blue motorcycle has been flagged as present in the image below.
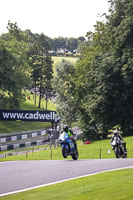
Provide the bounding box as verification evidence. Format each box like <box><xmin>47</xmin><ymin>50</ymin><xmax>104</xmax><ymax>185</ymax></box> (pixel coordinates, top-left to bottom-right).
<box><xmin>59</xmin><ymin>132</ymin><xmax>78</xmax><ymax>160</ymax></box>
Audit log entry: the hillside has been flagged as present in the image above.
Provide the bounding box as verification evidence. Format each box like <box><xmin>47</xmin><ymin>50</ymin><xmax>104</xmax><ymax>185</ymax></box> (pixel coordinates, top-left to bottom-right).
<box><xmin>0</xmin><ymin>56</ymin><xmax>78</xmax><ymax>135</ymax></box>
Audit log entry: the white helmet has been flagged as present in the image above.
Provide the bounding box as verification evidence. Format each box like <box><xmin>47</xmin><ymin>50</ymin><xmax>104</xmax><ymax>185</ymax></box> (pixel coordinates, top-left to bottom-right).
<box><xmin>113</xmin><ymin>130</ymin><xmax>118</xmax><ymax>135</ymax></box>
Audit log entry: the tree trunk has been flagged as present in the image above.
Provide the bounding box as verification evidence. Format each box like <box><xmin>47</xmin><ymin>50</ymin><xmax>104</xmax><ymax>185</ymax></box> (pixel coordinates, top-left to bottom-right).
<box><xmin>34</xmin><ymin>82</ymin><xmax>37</xmax><ymax>106</ymax></box>
<box><xmin>46</xmin><ymin>96</ymin><xmax>48</xmax><ymax>111</ymax></box>
<box><xmin>38</xmin><ymin>89</ymin><xmax>42</xmax><ymax>108</ymax></box>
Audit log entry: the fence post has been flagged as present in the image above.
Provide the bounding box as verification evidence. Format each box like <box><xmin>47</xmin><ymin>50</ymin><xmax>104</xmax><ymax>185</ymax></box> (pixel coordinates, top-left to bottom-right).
<box><xmin>50</xmin><ymin>138</ymin><xmax>52</xmax><ymax>149</ymax></box>
<box><xmin>50</xmin><ymin>150</ymin><xmax>52</xmax><ymax>159</ymax></box>
<box><xmin>99</xmin><ymin>148</ymin><xmax>101</xmax><ymax>159</ymax></box>
<box><xmin>26</xmin><ymin>152</ymin><xmax>28</xmax><ymax>158</ymax></box>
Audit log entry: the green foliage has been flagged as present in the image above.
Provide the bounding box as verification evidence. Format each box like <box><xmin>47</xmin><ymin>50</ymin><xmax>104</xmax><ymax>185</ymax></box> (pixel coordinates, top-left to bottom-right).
<box><xmin>52</xmin><ymin>59</ymin><xmax>77</xmax><ymax>125</ymax></box>
<box><xmin>0</xmin><ymin>22</ymin><xmax>54</xmax><ymax>111</ymax></box>
<box><xmin>29</xmin><ymin>33</ymin><xmax>53</xmax><ymax>109</ymax></box>
<box><xmin>51</xmin><ymin>36</ymin><xmax>85</xmax><ymax>53</ymax></box>
<box><xmin>73</xmin><ymin>0</ymin><xmax>133</xmax><ymax>139</ymax></box>
<box><xmin>1</xmin><ymin>1</ymin><xmax>133</xmax><ymax>140</ymax></box>
<box><xmin>0</xmin><ymin>22</ymin><xmax>31</xmax><ymax>109</ymax></box>
<box><xmin>52</xmin><ymin>0</ymin><xmax>133</xmax><ymax>140</ymax></box>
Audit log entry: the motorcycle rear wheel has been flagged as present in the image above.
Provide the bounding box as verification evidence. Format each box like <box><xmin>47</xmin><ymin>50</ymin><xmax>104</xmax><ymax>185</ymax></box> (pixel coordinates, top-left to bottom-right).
<box><xmin>122</xmin><ymin>152</ymin><xmax>127</xmax><ymax>158</ymax></box>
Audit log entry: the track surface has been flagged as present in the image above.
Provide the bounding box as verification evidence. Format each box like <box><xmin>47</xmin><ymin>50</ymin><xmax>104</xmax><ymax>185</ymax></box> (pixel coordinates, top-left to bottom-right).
<box><xmin>0</xmin><ymin>159</ymin><xmax>133</xmax><ymax>195</ymax></box>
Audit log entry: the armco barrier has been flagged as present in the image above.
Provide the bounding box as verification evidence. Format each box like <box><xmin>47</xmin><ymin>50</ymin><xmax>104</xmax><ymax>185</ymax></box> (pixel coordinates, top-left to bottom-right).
<box><xmin>0</xmin><ymin>129</ymin><xmax>47</xmax><ymax>143</ymax></box>
<box><xmin>0</xmin><ymin>129</ymin><xmax>59</xmax><ymax>151</ymax></box>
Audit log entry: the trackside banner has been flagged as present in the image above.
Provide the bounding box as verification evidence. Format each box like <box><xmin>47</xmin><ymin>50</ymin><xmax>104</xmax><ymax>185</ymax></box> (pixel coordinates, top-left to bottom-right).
<box><xmin>0</xmin><ymin>110</ymin><xmax>56</xmax><ymax>122</ymax></box>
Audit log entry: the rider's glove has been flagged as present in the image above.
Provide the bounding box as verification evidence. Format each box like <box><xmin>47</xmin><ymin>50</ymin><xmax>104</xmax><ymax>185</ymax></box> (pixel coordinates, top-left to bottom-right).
<box><xmin>70</xmin><ymin>136</ymin><xmax>73</xmax><ymax>139</ymax></box>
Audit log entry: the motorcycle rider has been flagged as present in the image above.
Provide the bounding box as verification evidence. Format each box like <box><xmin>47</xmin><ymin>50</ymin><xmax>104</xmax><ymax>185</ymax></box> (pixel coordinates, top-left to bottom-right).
<box><xmin>111</xmin><ymin>130</ymin><xmax>123</xmax><ymax>143</ymax></box>
<box><xmin>111</xmin><ymin>130</ymin><xmax>126</xmax><ymax>153</ymax></box>
<box><xmin>62</xmin><ymin>125</ymin><xmax>77</xmax><ymax>150</ymax></box>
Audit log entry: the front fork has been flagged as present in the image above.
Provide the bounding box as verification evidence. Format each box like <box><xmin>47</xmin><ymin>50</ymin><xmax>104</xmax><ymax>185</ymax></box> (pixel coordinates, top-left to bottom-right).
<box><xmin>62</xmin><ymin>143</ymin><xmax>70</xmax><ymax>153</ymax></box>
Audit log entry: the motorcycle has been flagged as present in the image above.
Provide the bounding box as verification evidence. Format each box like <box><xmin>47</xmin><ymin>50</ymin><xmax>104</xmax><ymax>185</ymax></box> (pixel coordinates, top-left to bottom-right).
<box><xmin>111</xmin><ymin>136</ymin><xmax>127</xmax><ymax>158</ymax></box>
<box><xmin>58</xmin><ymin>132</ymin><xmax>78</xmax><ymax>160</ymax></box>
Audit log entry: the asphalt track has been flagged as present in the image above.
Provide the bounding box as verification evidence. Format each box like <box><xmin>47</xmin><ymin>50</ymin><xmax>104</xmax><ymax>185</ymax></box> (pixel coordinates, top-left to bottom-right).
<box><xmin>0</xmin><ymin>158</ymin><xmax>133</xmax><ymax>196</ymax></box>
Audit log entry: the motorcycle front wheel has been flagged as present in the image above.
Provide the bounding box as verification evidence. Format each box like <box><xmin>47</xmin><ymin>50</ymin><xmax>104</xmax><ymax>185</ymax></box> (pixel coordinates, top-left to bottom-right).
<box><xmin>62</xmin><ymin>146</ymin><xmax>68</xmax><ymax>158</ymax></box>
<box><xmin>114</xmin><ymin>147</ymin><xmax>120</xmax><ymax>158</ymax></box>
<box><xmin>71</xmin><ymin>149</ymin><xmax>79</xmax><ymax>160</ymax></box>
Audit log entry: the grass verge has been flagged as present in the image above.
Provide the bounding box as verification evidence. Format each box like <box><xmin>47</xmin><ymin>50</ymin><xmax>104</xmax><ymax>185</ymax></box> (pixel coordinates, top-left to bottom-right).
<box><xmin>1</xmin><ymin>136</ymin><xmax>133</xmax><ymax>161</ymax></box>
<box><xmin>0</xmin><ymin>168</ymin><xmax>133</xmax><ymax>200</ymax></box>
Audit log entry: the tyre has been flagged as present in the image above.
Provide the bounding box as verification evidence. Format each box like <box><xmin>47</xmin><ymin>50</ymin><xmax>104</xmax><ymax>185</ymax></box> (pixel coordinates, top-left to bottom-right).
<box><xmin>114</xmin><ymin>147</ymin><xmax>120</xmax><ymax>158</ymax></box>
<box><xmin>71</xmin><ymin>149</ymin><xmax>79</xmax><ymax>160</ymax></box>
<box><xmin>62</xmin><ymin>146</ymin><xmax>68</xmax><ymax>158</ymax></box>
<box><xmin>123</xmin><ymin>152</ymin><xmax>127</xmax><ymax>158</ymax></box>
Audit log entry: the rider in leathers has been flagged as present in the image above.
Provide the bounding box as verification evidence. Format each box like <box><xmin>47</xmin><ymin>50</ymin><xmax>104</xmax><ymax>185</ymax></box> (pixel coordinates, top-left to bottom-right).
<box><xmin>62</xmin><ymin>125</ymin><xmax>77</xmax><ymax>150</ymax></box>
<box><xmin>111</xmin><ymin>130</ymin><xmax>123</xmax><ymax>144</ymax></box>
<box><xmin>111</xmin><ymin>130</ymin><xmax>126</xmax><ymax>153</ymax></box>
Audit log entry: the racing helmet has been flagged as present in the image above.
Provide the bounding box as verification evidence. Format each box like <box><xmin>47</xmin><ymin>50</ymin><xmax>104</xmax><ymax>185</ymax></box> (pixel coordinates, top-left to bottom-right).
<box><xmin>113</xmin><ymin>130</ymin><xmax>119</xmax><ymax>135</ymax></box>
<box><xmin>63</xmin><ymin>125</ymin><xmax>68</xmax><ymax>132</ymax></box>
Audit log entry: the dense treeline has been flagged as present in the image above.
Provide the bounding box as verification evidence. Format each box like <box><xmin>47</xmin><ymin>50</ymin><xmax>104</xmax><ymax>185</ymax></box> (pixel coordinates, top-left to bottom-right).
<box><xmin>0</xmin><ymin>22</ymin><xmax>53</xmax><ymax>110</ymax></box>
<box><xmin>26</xmin><ymin>30</ymin><xmax>86</xmax><ymax>55</ymax></box>
<box><xmin>53</xmin><ymin>0</ymin><xmax>133</xmax><ymax>139</ymax></box>
<box><xmin>50</xmin><ymin>36</ymin><xmax>86</xmax><ymax>55</ymax></box>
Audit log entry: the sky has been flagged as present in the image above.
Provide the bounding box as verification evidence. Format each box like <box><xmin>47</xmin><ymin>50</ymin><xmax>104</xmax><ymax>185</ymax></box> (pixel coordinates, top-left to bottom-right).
<box><xmin>0</xmin><ymin>0</ymin><xmax>109</xmax><ymax>38</ymax></box>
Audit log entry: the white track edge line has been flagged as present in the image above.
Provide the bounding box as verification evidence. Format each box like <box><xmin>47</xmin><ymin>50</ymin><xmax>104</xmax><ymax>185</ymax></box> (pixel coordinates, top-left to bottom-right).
<box><xmin>0</xmin><ymin>166</ymin><xmax>133</xmax><ymax>197</ymax></box>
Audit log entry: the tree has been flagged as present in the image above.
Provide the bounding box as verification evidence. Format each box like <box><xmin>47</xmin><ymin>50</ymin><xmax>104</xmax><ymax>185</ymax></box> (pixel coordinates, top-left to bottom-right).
<box><xmin>52</xmin><ymin>59</ymin><xmax>77</xmax><ymax>125</ymax></box>
<box><xmin>74</xmin><ymin>0</ymin><xmax>133</xmax><ymax>139</ymax></box>
<box><xmin>67</xmin><ymin>37</ymin><xmax>78</xmax><ymax>52</ymax></box>
<box><xmin>0</xmin><ymin>40</ymin><xmax>15</xmax><ymax>108</ymax></box>
<box><xmin>29</xmin><ymin>43</ymin><xmax>41</xmax><ymax>106</ymax></box>
<box><xmin>0</xmin><ymin>21</ymin><xmax>31</xmax><ymax>109</ymax></box>
<box><xmin>106</xmin><ymin>0</ymin><xmax>133</xmax><ymax>136</ymax></box>
<box><xmin>52</xmin><ymin>36</ymin><xmax>85</xmax><ymax>53</ymax></box>
<box><xmin>29</xmin><ymin>33</ymin><xmax>53</xmax><ymax>109</ymax></box>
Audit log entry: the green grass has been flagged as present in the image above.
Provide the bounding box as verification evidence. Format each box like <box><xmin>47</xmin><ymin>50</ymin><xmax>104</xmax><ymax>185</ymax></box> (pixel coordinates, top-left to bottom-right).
<box><xmin>1</xmin><ymin>136</ymin><xmax>133</xmax><ymax>199</ymax></box>
<box><xmin>0</xmin><ymin>95</ymin><xmax>56</xmax><ymax>134</ymax></box>
<box><xmin>52</xmin><ymin>56</ymin><xmax>78</xmax><ymax>66</ymax></box>
<box><xmin>1</xmin><ymin>136</ymin><xmax>133</xmax><ymax>161</ymax></box>
<box><xmin>20</xmin><ymin>95</ymin><xmax>56</xmax><ymax>111</ymax></box>
<box><xmin>1</xmin><ymin>168</ymin><xmax>133</xmax><ymax>200</ymax></box>
<box><xmin>0</xmin><ymin>121</ymin><xmax>51</xmax><ymax>134</ymax></box>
